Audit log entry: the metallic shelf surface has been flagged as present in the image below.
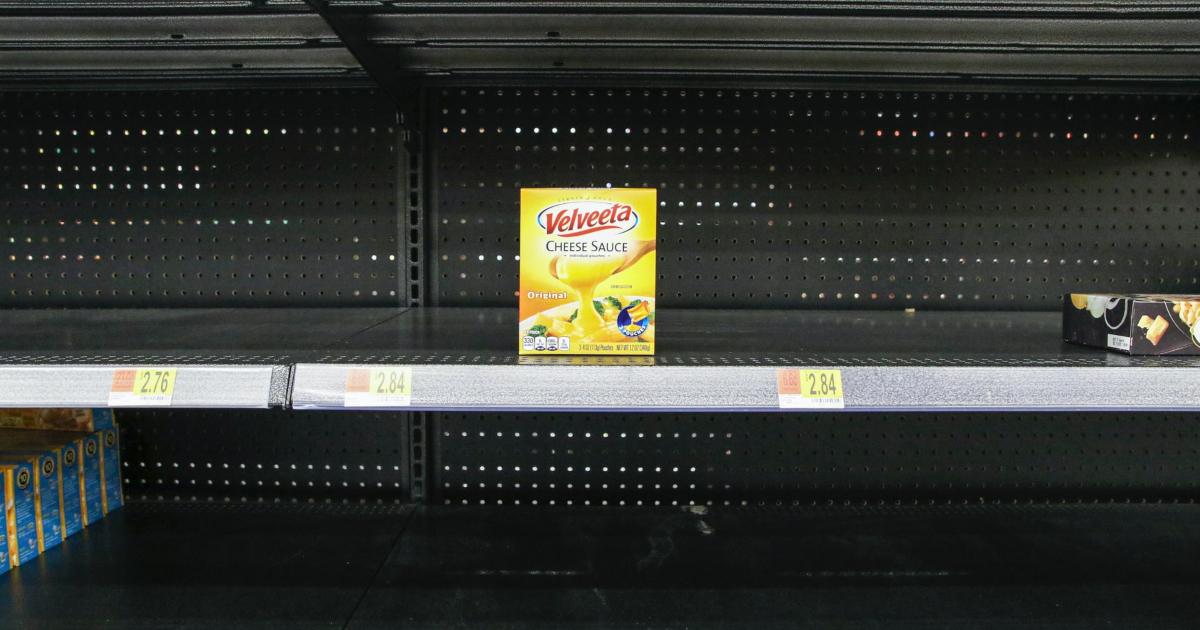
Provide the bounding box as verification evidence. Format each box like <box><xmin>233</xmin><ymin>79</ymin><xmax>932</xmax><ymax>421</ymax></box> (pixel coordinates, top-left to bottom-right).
<box><xmin>293</xmin><ymin>308</ymin><xmax>1200</xmax><ymax>412</ymax></box>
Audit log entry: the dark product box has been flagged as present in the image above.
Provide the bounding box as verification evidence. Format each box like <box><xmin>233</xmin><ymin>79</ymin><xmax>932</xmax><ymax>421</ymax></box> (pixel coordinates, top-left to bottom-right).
<box><xmin>0</xmin><ymin>427</ymin><xmax>103</xmax><ymax>537</ymax></box>
<box><xmin>0</xmin><ymin>430</ymin><xmax>83</xmax><ymax>543</ymax></box>
<box><xmin>92</xmin><ymin>409</ymin><xmax>115</xmax><ymax>432</ymax></box>
<box><xmin>0</xmin><ymin>450</ymin><xmax>62</xmax><ymax>553</ymax></box>
<box><xmin>1064</xmin><ymin>294</ymin><xmax>1200</xmax><ymax>355</ymax></box>
<box><xmin>0</xmin><ymin>459</ymin><xmax>39</xmax><ymax>566</ymax></box>
<box><xmin>59</xmin><ymin>439</ymin><xmax>83</xmax><ymax>537</ymax></box>
<box><xmin>98</xmin><ymin>427</ymin><xmax>123</xmax><ymax>514</ymax></box>
<box><xmin>0</xmin><ymin>408</ymin><xmax>113</xmax><ymax>432</ymax></box>
<box><xmin>80</xmin><ymin>434</ymin><xmax>103</xmax><ymax>526</ymax></box>
<box><xmin>29</xmin><ymin>448</ymin><xmax>64</xmax><ymax>549</ymax></box>
<box><xmin>0</xmin><ymin>501</ymin><xmax>7</xmax><ymax>574</ymax></box>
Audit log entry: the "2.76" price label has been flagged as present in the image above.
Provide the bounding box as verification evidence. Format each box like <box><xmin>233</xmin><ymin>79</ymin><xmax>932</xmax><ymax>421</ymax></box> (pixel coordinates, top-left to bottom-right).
<box><xmin>777</xmin><ymin>368</ymin><xmax>845</xmax><ymax>409</ymax></box>
<box><xmin>109</xmin><ymin>368</ymin><xmax>177</xmax><ymax>406</ymax></box>
<box><xmin>344</xmin><ymin>367</ymin><xmax>412</xmax><ymax>408</ymax></box>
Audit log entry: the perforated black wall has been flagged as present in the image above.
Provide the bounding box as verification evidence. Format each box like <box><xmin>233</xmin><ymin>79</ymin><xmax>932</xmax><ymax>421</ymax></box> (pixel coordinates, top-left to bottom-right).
<box><xmin>8</xmin><ymin>83</ymin><xmax>1200</xmax><ymax>507</ymax></box>
<box><xmin>431</xmin><ymin>86</ymin><xmax>1200</xmax><ymax>309</ymax></box>
<box><xmin>0</xmin><ymin>87</ymin><xmax>403</xmax><ymax>306</ymax></box>
<box><xmin>119</xmin><ymin>409</ymin><xmax>409</xmax><ymax>503</ymax></box>
<box><xmin>433</xmin><ymin>412</ymin><xmax>1200</xmax><ymax>506</ymax></box>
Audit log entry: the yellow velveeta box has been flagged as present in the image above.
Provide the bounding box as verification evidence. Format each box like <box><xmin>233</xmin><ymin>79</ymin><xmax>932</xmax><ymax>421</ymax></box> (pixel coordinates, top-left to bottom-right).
<box><xmin>520</xmin><ymin>188</ymin><xmax>657</xmax><ymax>355</ymax></box>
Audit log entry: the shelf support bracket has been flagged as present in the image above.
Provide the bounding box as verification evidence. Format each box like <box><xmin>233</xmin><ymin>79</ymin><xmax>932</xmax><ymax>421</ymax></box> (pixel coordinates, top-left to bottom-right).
<box><xmin>302</xmin><ymin>0</ymin><xmax>416</xmax><ymax>127</ymax></box>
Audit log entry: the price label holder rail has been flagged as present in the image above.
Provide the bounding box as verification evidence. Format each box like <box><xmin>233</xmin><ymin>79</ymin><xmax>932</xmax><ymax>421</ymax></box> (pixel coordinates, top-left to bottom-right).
<box><xmin>294</xmin><ymin>362</ymin><xmax>1200</xmax><ymax>413</ymax></box>
<box><xmin>294</xmin><ymin>362</ymin><xmax>787</xmax><ymax>411</ymax></box>
<box><xmin>0</xmin><ymin>365</ymin><xmax>281</xmax><ymax>408</ymax></box>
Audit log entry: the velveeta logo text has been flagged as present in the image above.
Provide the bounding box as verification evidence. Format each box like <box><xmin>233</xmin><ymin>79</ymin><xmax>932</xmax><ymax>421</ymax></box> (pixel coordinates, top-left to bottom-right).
<box><xmin>537</xmin><ymin>201</ymin><xmax>638</xmax><ymax>238</ymax></box>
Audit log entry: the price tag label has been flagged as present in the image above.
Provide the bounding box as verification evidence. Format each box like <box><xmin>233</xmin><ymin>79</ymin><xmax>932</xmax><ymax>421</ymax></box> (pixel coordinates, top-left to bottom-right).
<box><xmin>345</xmin><ymin>367</ymin><xmax>412</xmax><ymax>408</ymax></box>
<box><xmin>777</xmin><ymin>368</ymin><xmax>845</xmax><ymax>409</ymax></box>
<box><xmin>109</xmin><ymin>368</ymin><xmax>177</xmax><ymax>406</ymax></box>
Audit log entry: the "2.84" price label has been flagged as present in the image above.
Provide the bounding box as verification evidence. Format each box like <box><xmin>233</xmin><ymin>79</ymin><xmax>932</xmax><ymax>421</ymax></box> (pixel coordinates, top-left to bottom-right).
<box><xmin>777</xmin><ymin>368</ymin><xmax>845</xmax><ymax>409</ymax></box>
<box><xmin>344</xmin><ymin>367</ymin><xmax>412</xmax><ymax>408</ymax></box>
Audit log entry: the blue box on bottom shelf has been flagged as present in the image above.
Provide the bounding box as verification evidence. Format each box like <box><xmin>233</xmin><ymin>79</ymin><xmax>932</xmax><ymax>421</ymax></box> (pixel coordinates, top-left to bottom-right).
<box><xmin>98</xmin><ymin>426</ymin><xmax>122</xmax><ymax>514</ymax></box>
<box><xmin>91</xmin><ymin>409</ymin><xmax>115</xmax><ymax>432</ymax></box>
<box><xmin>0</xmin><ymin>430</ymin><xmax>87</xmax><ymax>541</ymax></box>
<box><xmin>0</xmin><ymin>449</ymin><xmax>62</xmax><ymax>553</ymax></box>
<box><xmin>58</xmin><ymin>439</ymin><xmax>83</xmax><ymax>538</ymax></box>
<box><xmin>0</xmin><ymin>504</ymin><xmax>7</xmax><ymax>574</ymax></box>
<box><xmin>80</xmin><ymin>434</ymin><xmax>103</xmax><ymax>526</ymax></box>
<box><xmin>31</xmin><ymin>449</ymin><xmax>64</xmax><ymax>549</ymax></box>
<box><xmin>0</xmin><ymin>459</ymin><xmax>39</xmax><ymax>567</ymax></box>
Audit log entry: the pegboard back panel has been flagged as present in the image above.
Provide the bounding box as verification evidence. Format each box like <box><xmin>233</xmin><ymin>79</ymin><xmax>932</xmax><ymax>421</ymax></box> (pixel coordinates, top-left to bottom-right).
<box><xmin>118</xmin><ymin>409</ymin><xmax>409</xmax><ymax>503</ymax></box>
<box><xmin>0</xmin><ymin>87</ymin><xmax>403</xmax><ymax>306</ymax></box>
<box><xmin>433</xmin><ymin>412</ymin><xmax>1200</xmax><ymax>506</ymax></box>
<box><xmin>431</xmin><ymin>86</ymin><xmax>1200</xmax><ymax>309</ymax></box>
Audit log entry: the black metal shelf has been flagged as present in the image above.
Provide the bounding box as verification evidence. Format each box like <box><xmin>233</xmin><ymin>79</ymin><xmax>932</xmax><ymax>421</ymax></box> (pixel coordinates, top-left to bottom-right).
<box><xmin>0</xmin><ymin>11</ymin><xmax>355</xmax><ymax>81</ymax></box>
<box><xmin>0</xmin><ymin>502</ymin><xmax>412</xmax><ymax>630</ymax></box>
<box><xmin>293</xmin><ymin>308</ymin><xmax>1200</xmax><ymax>412</ymax></box>
<box><xmin>313</xmin><ymin>307</ymin><xmax>1179</xmax><ymax>364</ymax></box>
<box><xmin>3</xmin><ymin>501</ymin><xmax>1200</xmax><ymax>628</ymax></box>
<box><xmin>0</xmin><ymin>307</ymin><xmax>402</xmax><ymax>359</ymax></box>
<box><xmin>4</xmin><ymin>2</ymin><xmax>1199</xmax><ymax>82</ymax></box>
<box><xmin>320</xmin><ymin>1</ymin><xmax>1200</xmax><ymax>83</ymax></box>
<box><xmin>1</xmin><ymin>307</ymin><xmax>1197</xmax><ymax>411</ymax></box>
<box><xmin>0</xmin><ymin>10</ymin><xmax>1194</xmax><ymax>624</ymax></box>
<box><xmin>336</xmin><ymin>1</ymin><xmax>1200</xmax><ymax>16</ymax></box>
<box><xmin>0</xmin><ymin>308</ymin><xmax>403</xmax><ymax>408</ymax></box>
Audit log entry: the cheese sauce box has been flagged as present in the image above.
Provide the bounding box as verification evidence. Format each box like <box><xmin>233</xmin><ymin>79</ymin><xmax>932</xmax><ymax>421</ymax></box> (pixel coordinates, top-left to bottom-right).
<box><xmin>0</xmin><ymin>459</ymin><xmax>39</xmax><ymax>566</ymax></box>
<box><xmin>0</xmin><ymin>450</ymin><xmax>62</xmax><ymax>552</ymax></box>
<box><xmin>98</xmin><ymin>427</ymin><xmax>123</xmax><ymax>514</ymax></box>
<box><xmin>80</xmin><ymin>434</ymin><xmax>103</xmax><ymax>526</ymax></box>
<box><xmin>520</xmin><ymin>188</ymin><xmax>657</xmax><ymax>355</ymax></box>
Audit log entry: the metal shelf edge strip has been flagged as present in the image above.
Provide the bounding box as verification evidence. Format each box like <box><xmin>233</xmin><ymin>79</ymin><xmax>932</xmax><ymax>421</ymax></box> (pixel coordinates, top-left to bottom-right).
<box><xmin>290</xmin><ymin>363</ymin><xmax>1198</xmax><ymax>412</ymax></box>
<box><xmin>0</xmin><ymin>364</ymin><xmax>279</xmax><ymax>408</ymax></box>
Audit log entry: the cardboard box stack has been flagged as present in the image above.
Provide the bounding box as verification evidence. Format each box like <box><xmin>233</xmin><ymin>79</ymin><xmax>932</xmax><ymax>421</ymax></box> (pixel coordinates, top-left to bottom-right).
<box><xmin>0</xmin><ymin>409</ymin><xmax>121</xmax><ymax>573</ymax></box>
